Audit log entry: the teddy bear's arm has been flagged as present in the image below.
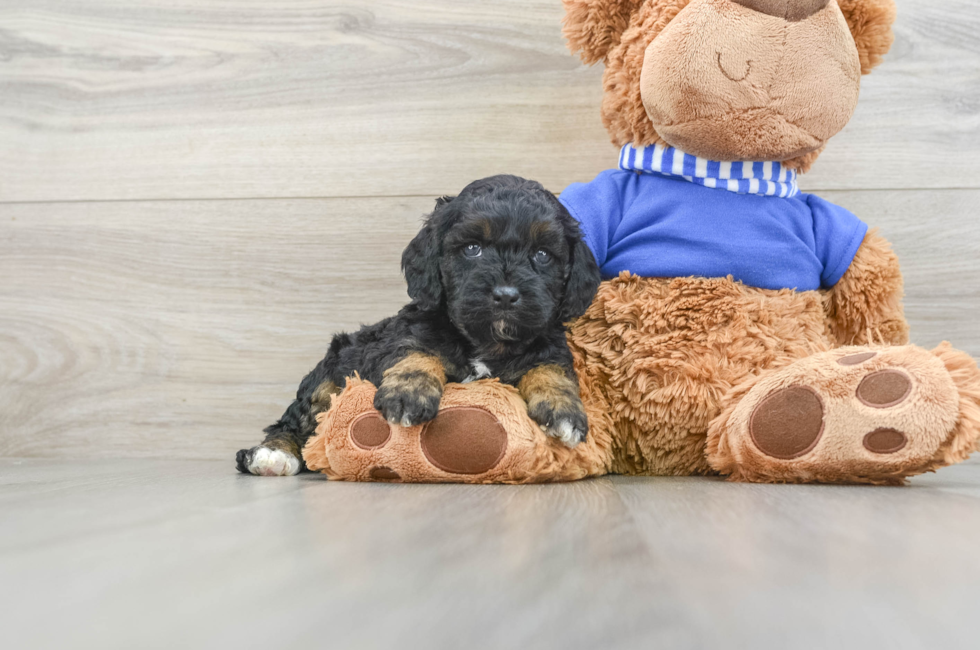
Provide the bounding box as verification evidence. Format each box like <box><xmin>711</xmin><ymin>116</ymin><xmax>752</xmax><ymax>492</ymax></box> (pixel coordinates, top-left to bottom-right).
<box><xmin>825</xmin><ymin>228</ymin><xmax>909</xmax><ymax>346</ymax></box>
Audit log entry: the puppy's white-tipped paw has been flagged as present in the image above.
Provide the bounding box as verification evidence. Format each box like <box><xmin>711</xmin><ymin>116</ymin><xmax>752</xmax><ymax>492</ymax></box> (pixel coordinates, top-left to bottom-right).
<box><xmin>528</xmin><ymin>396</ymin><xmax>589</xmax><ymax>448</ymax></box>
<box><xmin>543</xmin><ymin>418</ymin><xmax>587</xmax><ymax>448</ymax></box>
<box><xmin>248</xmin><ymin>447</ymin><xmax>301</xmax><ymax>476</ymax></box>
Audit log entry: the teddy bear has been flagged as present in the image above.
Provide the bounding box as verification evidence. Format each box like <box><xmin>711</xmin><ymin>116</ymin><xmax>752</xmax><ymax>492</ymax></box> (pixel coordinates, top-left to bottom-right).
<box><xmin>302</xmin><ymin>0</ymin><xmax>980</xmax><ymax>485</ymax></box>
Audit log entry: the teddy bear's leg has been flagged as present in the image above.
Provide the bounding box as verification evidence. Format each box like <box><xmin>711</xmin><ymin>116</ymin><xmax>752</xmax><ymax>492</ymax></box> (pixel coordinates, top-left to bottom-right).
<box><xmin>302</xmin><ymin>377</ymin><xmax>609</xmax><ymax>484</ymax></box>
<box><xmin>707</xmin><ymin>344</ymin><xmax>980</xmax><ymax>484</ymax></box>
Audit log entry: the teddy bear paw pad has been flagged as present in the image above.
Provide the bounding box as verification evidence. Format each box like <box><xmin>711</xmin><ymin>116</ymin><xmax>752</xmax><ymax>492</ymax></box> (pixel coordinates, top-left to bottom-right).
<box><xmin>862</xmin><ymin>428</ymin><xmax>908</xmax><ymax>454</ymax></box>
<box><xmin>349</xmin><ymin>413</ymin><xmax>391</xmax><ymax>449</ymax></box>
<box><xmin>420</xmin><ymin>407</ymin><xmax>508</xmax><ymax>474</ymax></box>
<box><xmin>748</xmin><ymin>385</ymin><xmax>825</xmax><ymax>460</ymax></box>
<box><xmin>333</xmin><ymin>404</ymin><xmax>508</xmax><ymax>480</ymax></box>
<box><xmin>714</xmin><ymin>345</ymin><xmax>962</xmax><ymax>483</ymax></box>
<box><xmin>368</xmin><ymin>466</ymin><xmax>401</xmax><ymax>480</ymax></box>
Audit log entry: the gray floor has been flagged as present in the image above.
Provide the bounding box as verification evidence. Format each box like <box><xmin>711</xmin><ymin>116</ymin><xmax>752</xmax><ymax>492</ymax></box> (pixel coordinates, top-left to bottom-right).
<box><xmin>2</xmin><ymin>459</ymin><xmax>979</xmax><ymax>649</ymax></box>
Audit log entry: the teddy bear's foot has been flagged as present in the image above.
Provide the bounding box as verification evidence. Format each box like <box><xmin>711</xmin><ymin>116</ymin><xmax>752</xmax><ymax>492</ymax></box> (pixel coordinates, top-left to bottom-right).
<box><xmin>302</xmin><ymin>377</ymin><xmax>594</xmax><ymax>484</ymax></box>
<box><xmin>707</xmin><ymin>344</ymin><xmax>980</xmax><ymax>484</ymax></box>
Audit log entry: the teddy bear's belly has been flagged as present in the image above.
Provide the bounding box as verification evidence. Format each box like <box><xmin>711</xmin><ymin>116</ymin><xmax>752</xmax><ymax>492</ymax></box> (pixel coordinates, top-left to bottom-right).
<box><xmin>568</xmin><ymin>273</ymin><xmax>832</xmax><ymax>476</ymax></box>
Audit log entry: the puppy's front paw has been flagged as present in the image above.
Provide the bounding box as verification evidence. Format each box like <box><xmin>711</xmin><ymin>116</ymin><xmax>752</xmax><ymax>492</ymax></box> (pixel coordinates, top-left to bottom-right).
<box><xmin>527</xmin><ymin>397</ymin><xmax>589</xmax><ymax>447</ymax></box>
<box><xmin>236</xmin><ymin>446</ymin><xmax>301</xmax><ymax>476</ymax></box>
<box><xmin>374</xmin><ymin>372</ymin><xmax>443</xmax><ymax>427</ymax></box>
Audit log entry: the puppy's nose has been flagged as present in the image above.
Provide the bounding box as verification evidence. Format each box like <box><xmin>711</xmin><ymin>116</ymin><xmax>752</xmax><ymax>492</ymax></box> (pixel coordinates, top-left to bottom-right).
<box><xmin>731</xmin><ymin>0</ymin><xmax>828</xmax><ymax>22</ymax></box>
<box><xmin>492</xmin><ymin>286</ymin><xmax>521</xmax><ymax>307</ymax></box>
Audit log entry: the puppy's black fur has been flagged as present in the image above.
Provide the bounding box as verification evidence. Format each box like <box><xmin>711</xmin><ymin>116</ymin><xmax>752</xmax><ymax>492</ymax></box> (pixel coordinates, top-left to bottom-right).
<box><xmin>237</xmin><ymin>175</ymin><xmax>601</xmax><ymax>475</ymax></box>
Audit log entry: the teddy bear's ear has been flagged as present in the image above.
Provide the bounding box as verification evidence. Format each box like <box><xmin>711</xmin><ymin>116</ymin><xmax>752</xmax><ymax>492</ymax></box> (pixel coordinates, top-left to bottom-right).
<box><xmin>837</xmin><ymin>0</ymin><xmax>897</xmax><ymax>74</ymax></box>
<box><xmin>562</xmin><ymin>0</ymin><xmax>647</xmax><ymax>64</ymax></box>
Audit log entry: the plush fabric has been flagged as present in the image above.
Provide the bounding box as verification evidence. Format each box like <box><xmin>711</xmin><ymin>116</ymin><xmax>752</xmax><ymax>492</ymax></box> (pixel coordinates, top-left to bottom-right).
<box><xmin>706</xmin><ymin>344</ymin><xmax>977</xmax><ymax>484</ymax></box>
<box><xmin>639</xmin><ymin>0</ymin><xmax>861</xmax><ymax>162</ymax></box>
<box><xmin>579</xmin><ymin>0</ymin><xmax>889</xmax><ymax>171</ymax></box>
<box><xmin>304</xmin><ymin>377</ymin><xmax>608</xmax><ymax>484</ymax></box>
<box><xmin>307</xmin><ymin>274</ymin><xmax>980</xmax><ymax>484</ymax></box>
<box><xmin>305</xmin><ymin>0</ymin><xmax>980</xmax><ymax>485</ymax></box>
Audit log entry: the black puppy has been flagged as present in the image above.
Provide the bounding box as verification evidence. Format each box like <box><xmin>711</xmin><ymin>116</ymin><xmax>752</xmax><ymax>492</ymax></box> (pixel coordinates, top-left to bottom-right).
<box><xmin>237</xmin><ymin>175</ymin><xmax>601</xmax><ymax>476</ymax></box>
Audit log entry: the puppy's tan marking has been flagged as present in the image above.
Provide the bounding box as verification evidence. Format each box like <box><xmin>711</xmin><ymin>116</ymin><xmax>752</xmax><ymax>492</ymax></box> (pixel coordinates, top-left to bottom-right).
<box><xmin>300</xmin><ymin>380</ymin><xmax>342</xmax><ymax>434</ymax></box>
<box><xmin>518</xmin><ymin>365</ymin><xmax>580</xmax><ymax>413</ymax></box>
<box><xmin>519</xmin><ymin>365</ymin><xmax>588</xmax><ymax>446</ymax></box>
<box><xmin>261</xmin><ymin>436</ymin><xmax>301</xmax><ymax>459</ymax></box>
<box><xmin>529</xmin><ymin>220</ymin><xmax>560</xmax><ymax>240</ymax></box>
<box><xmin>383</xmin><ymin>353</ymin><xmax>447</xmax><ymax>387</ymax></box>
<box><xmin>312</xmin><ymin>381</ymin><xmax>341</xmax><ymax>409</ymax></box>
<box><xmin>479</xmin><ymin>217</ymin><xmax>493</xmax><ymax>240</ymax></box>
<box><xmin>377</xmin><ymin>353</ymin><xmax>448</xmax><ymax>426</ymax></box>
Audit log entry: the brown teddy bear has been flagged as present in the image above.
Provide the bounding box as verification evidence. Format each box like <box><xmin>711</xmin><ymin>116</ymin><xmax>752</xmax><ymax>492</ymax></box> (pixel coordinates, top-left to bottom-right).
<box><xmin>303</xmin><ymin>0</ymin><xmax>980</xmax><ymax>485</ymax></box>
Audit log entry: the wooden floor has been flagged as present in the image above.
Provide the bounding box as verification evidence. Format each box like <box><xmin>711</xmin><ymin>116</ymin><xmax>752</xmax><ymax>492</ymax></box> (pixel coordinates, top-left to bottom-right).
<box><xmin>2</xmin><ymin>457</ymin><xmax>979</xmax><ymax>649</ymax></box>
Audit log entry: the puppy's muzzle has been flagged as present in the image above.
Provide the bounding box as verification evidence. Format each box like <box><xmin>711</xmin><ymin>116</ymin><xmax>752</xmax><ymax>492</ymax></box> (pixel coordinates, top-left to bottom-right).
<box><xmin>491</xmin><ymin>320</ymin><xmax>520</xmax><ymax>342</ymax></box>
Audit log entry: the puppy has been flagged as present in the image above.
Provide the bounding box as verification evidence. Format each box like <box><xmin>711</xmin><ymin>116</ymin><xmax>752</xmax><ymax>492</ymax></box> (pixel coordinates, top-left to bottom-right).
<box><xmin>237</xmin><ymin>175</ymin><xmax>602</xmax><ymax>476</ymax></box>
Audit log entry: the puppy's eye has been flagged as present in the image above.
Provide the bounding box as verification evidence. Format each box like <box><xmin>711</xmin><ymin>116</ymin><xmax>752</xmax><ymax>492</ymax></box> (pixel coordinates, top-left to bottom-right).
<box><xmin>534</xmin><ymin>249</ymin><xmax>551</xmax><ymax>264</ymax></box>
<box><xmin>463</xmin><ymin>244</ymin><xmax>482</xmax><ymax>258</ymax></box>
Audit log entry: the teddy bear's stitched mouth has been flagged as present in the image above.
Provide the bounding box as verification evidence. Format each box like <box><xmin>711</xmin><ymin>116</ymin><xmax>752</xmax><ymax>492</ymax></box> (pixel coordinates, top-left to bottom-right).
<box><xmin>716</xmin><ymin>51</ymin><xmax>752</xmax><ymax>83</ymax></box>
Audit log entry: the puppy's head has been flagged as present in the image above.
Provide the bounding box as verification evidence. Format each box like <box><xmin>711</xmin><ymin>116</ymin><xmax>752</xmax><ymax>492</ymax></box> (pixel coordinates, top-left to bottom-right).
<box><xmin>402</xmin><ymin>175</ymin><xmax>601</xmax><ymax>353</ymax></box>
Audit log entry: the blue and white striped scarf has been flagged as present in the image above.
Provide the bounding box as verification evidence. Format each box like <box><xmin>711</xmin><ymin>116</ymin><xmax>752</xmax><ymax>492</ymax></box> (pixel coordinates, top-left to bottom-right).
<box><xmin>619</xmin><ymin>143</ymin><xmax>800</xmax><ymax>198</ymax></box>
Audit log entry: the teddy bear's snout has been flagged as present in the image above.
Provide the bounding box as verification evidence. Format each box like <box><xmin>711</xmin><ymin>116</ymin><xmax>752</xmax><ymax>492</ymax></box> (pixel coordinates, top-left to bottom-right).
<box><xmin>731</xmin><ymin>0</ymin><xmax>829</xmax><ymax>22</ymax></box>
<box><xmin>639</xmin><ymin>0</ymin><xmax>860</xmax><ymax>162</ymax></box>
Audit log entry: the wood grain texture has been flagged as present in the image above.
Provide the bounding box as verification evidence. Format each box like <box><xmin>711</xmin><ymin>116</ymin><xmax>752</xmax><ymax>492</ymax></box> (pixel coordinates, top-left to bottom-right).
<box><xmin>0</xmin><ymin>196</ymin><xmax>428</xmax><ymax>458</ymax></box>
<box><xmin>1</xmin><ymin>190</ymin><xmax>978</xmax><ymax>460</ymax></box>
<box><xmin>0</xmin><ymin>0</ymin><xmax>978</xmax><ymax>204</ymax></box>
<box><xmin>1</xmin><ymin>457</ymin><xmax>978</xmax><ymax>649</ymax></box>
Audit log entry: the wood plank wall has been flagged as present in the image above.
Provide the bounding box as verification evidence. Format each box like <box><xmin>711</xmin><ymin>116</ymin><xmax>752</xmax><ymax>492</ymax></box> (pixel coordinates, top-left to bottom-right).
<box><xmin>2</xmin><ymin>0</ymin><xmax>979</xmax><ymax>460</ymax></box>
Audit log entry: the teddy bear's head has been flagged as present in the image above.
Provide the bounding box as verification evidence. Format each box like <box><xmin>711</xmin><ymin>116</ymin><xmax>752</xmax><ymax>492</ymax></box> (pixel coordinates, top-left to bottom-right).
<box><xmin>564</xmin><ymin>0</ymin><xmax>896</xmax><ymax>171</ymax></box>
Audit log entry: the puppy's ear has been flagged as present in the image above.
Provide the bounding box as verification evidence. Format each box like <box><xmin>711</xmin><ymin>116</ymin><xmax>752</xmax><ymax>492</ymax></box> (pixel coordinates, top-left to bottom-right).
<box><xmin>402</xmin><ymin>197</ymin><xmax>453</xmax><ymax>311</ymax></box>
<box><xmin>559</xmin><ymin>222</ymin><xmax>602</xmax><ymax>323</ymax></box>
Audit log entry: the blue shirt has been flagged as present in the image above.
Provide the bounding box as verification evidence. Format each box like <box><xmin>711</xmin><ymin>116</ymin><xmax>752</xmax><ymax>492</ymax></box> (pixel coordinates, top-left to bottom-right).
<box><xmin>559</xmin><ymin>168</ymin><xmax>868</xmax><ymax>291</ymax></box>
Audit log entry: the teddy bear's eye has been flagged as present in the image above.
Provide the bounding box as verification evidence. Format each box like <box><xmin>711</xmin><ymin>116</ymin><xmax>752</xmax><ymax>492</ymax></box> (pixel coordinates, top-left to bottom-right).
<box><xmin>534</xmin><ymin>249</ymin><xmax>551</xmax><ymax>265</ymax></box>
<box><xmin>463</xmin><ymin>244</ymin><xmax>482</xmax><ymax>258</ymax></box>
